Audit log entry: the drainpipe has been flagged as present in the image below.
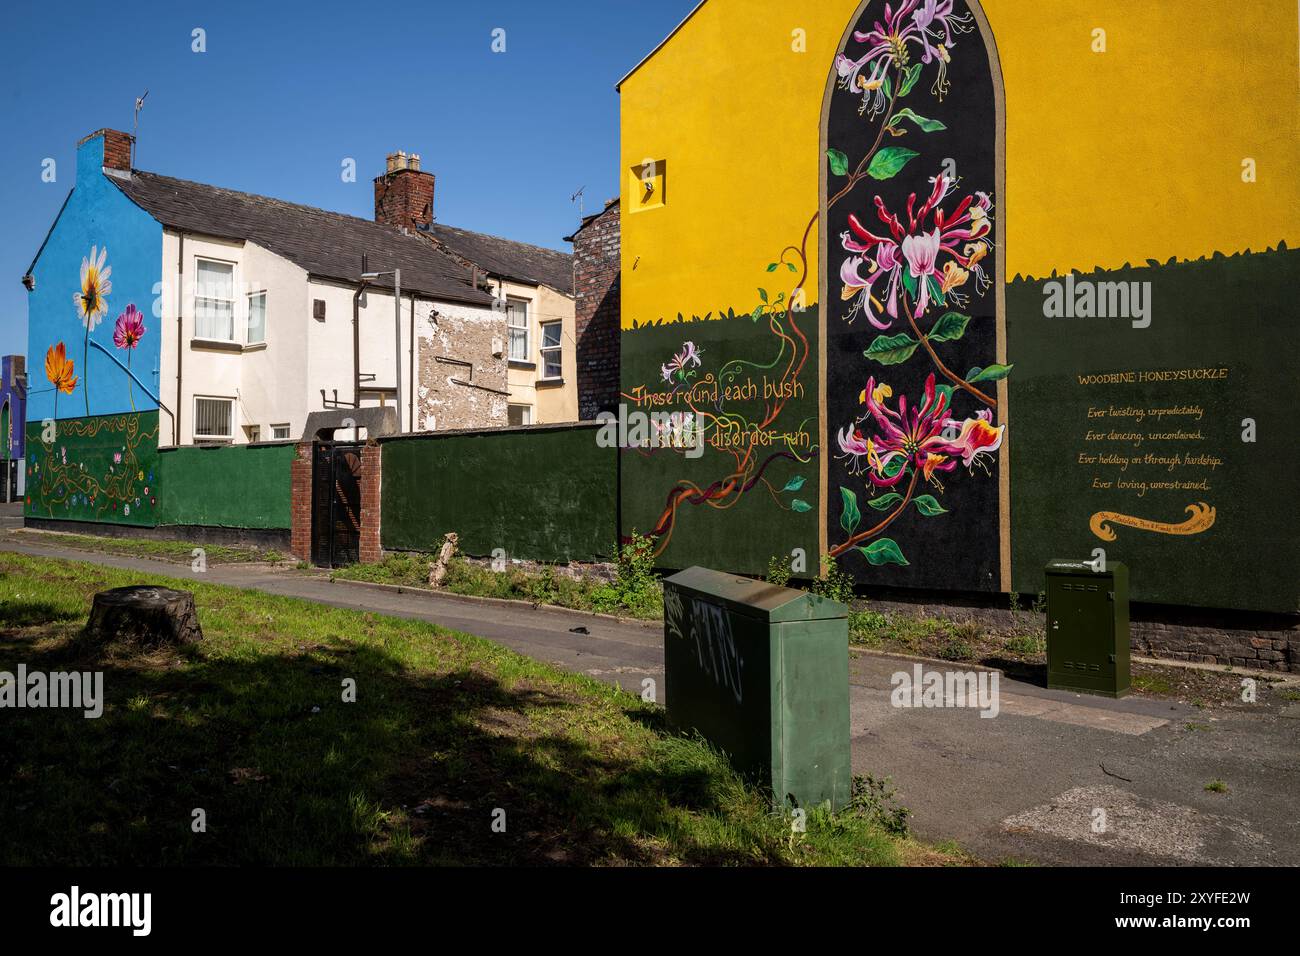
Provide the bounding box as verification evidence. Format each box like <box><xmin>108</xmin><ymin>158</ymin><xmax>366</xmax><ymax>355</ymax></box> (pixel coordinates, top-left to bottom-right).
<box><xmin>392</xmin><ymin>268</ymin><xmax>402</xmax><ymax>433</ymax></box>
<box><xmin>408</xmin><ymin>292</ymin><xmax>415</xmax><ymax>432</ymax></box>
<box><xmin>353</xmin><ymin>280</ymin><xmax>370</xmax><ymax>414</ymax></box>
<box><xmin>175</xmin><ymin>233</ymin><xmax>184</xmax><ymax>445</ymax></box>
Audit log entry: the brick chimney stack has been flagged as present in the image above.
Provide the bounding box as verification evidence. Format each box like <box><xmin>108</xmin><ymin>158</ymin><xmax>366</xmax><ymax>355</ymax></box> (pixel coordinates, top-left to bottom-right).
<box><xmin>373</xmin><ymin>151</ymin><xmax>434</xmax><ymax>231</ymax></box>
<box><xmin>77</xmin><ymin>128</ymin><xmax>134</xmax><ymax>172</ymax></box>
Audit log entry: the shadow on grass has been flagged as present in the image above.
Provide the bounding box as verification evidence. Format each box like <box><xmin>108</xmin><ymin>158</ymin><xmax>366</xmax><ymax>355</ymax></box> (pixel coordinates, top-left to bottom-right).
<box><xmin>0</xmin><ymin>618</ymin><xmax>776</xmax><ymax>867</ymax></box>
<box><xmin>0</xmin><ymin>600</ymin><xmax>83</xmax><ymax>628</ymax></box>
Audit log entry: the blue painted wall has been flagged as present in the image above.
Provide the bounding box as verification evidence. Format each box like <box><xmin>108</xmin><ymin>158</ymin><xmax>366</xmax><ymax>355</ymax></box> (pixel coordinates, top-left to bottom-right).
<box><xmin>26</xmin><ymin>135</ymin><xmax>162</xmax><ymax>423</ymax></box>
<box><xmin>1</xmin><ymin>355</ymin><xmax>24</xmax><ymax>462</ymax></box>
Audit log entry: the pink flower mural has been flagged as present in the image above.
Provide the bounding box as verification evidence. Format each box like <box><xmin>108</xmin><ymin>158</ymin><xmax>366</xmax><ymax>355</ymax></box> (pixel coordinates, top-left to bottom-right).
<box><xmin>113</xmin><ymin>304</ymin><xmax>146</xmax><ymax>411</ymax></box>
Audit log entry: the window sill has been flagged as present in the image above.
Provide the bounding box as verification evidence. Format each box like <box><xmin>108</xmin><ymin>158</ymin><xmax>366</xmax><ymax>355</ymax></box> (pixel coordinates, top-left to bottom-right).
<box><xmin>536</xmin><ymin>377</ymin><xmax>565</xmax><ymax>389</ymax></box>
<box><xmin>190</xmin><ymin>338</ymin><xmax>241</xmax><ymax>353</ymax></box>
<box><xmin>508</xmin><ymin>359</ymin><xmax>536</xmax><ymax>370</ymax></box>
<box><xmin>243</xmin><ymin>341</ymin><xmax>267</xmax><ymax>353</ymax></box>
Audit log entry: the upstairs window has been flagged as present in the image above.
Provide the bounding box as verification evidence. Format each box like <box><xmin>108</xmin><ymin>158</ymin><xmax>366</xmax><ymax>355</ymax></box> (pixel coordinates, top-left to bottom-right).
<box><xmin>507</xmin><ymin>299</ymin><xmax>529</xmax><ymax>362</ymax></box>
<box><xmin>247</xmin><ymin>291</ymin><xmax>267</xmax><ymax>344</ymax></box>
<box><xmin>271</xmin><ymin>424</ymin><xmax>292</xmax><ymax>440</ymax></box>
<box><xmin>540</xmin><ymin>322</ymin><xmax>562</xmax><ymax>379</ymax></box>
<box><xmin>195</xmin><ymin>259</ymin><xmax>235</xmax><ymax>341</ymax></box>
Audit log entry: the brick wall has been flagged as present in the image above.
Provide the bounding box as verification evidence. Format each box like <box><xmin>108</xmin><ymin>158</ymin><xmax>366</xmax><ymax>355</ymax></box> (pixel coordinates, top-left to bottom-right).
<box><xmin>374</xmin><ymin>168</ymin><xmax>435</xmax><ymax>231</ymax></box>
<box><xmin>289</xmin><ymin>442</ymin><xmax>312</xmax><ymax>561</ymax></box>
<box><xmin>570</xmin><ymin>201</ymin><xmax>621</xmax><ymax>421</ymax></box>
<box><xmin>77</xmin><ymin>128</ymin><xmax>134</xmax><ymax>172</ymax></box>
<box><xmin>359</xmin><ymin>441</ymin><xmax>383</xmax><ymax>564</ymax></box>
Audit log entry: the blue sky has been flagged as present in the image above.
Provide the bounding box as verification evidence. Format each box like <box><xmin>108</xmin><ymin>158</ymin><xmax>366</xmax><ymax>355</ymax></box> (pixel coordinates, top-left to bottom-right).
<box><xmin>0</xmin><ymin>0</ymin><xmax>697</xmax><ymax>357</ymax></box>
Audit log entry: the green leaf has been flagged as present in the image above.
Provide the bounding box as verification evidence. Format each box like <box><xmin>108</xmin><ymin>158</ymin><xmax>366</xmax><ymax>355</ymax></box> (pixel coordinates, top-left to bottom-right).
<box><xmin>969</xmin><ymin>363</ymin><xmax>1015</xmax><ymax>383</ymax></box>
<box><xmin>927</xmin><ymin>311</ymin><xmax>970</xmax><ymax>343</ymax></box>
<box><xmin>790</xmin><ymin>499</ymin><xmax>812</xmax><ymax>513</ymax></box>
<box><xmin>900</xmin><ymin>268</ymin><xmax>919</xmax><ymax>300</ymax></box>
<box><xmin>881</xmin><ymin>74</ymin><xmax>892</xmax><ymax>100</ymax></box>
<box><xmin>839</xmin><ymin>487</ymin><xmax>861</xmax><ymax>535</ymax></box>
<box><xmin>891</xmin><ymin>108</ymin><xmax>946</xmax><ymax>132</ymax></box>
<box><xmin>926</xmin><ymin>274</ymin><xmax>945</xmax><ymax>307</ymax></box>
<box><xmin>898</xmin><ymin>63</ymin><xmax>923</xmax><ymax>97</ymax></box>
<box><xmin>935</xmin><ymin>384</ymin><xmax>954</xmax><ymax>408</ymax></box>
<box><xmin>766</xmin><ymin>263</ymin><xmax>778</xmax><ymax>272</ymax></box>
<box><xmin>786</xmin><ymin>262</ymin><xmax>797</xmax><ymax>273</ymax></box>
<box><xmin>751</xmin><ymin>307</ymin><xmax>764</xmax><ymax>322</ymax></box>
<box><xmin>758</xmin><ymin>288</ymin><xmax>769</xmax><ymax>303</ymax></box>
<box><xmin>881</xmin><ymin>456</ymin><xmax>906</xmax><ymax>478</ymax></box>
<box><xmin>782</xmin><ymin>475</ymin><xmax>807</xmax><ymax>493</ymax></box>
<box><xmin>867</xmin><ymin>146</ymin><xmax>919</xmax><ymax>180</ymax></box>
<box><xmin>864</xmin><ymin>332</ymin><xmax>919</xmax><ymax>365</ymax></box>
<box><xmin>826</xmin><ymin>148</ymin><xmax>850</xmax><ymax>177</ymax></box>
<box><xmin>857</xmin><ymin>537</ymin><xmax>909</xmax><ymax>566</ymax></box>
<box><xmin>867</xmin><ymin>492</ymin><xmax>904</xmax><ymax>511</ymax></box>
<box><xmin>913</xmin><ymin>494</ymin><xmax>948</xmax><ymax>516</ymax></box>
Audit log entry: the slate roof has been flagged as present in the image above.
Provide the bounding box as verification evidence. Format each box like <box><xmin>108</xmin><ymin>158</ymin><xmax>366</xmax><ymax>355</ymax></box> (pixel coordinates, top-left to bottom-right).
<box><xmin>428</xmin><ymin>223</ymin><xmax>574</xmax><ymax>295</ymax></box>
<box><xmin>112</xmin><ymin>171</ymin><xmax>495</xmax><ymax>306</ymax></box>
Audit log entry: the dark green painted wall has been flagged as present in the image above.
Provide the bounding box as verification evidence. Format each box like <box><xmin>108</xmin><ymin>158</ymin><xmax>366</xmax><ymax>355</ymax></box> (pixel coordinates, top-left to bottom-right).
<box><xmin>619</xmin><ymin>310</ymin><xmax>820</xmax><ymax>576</ymax></box>
<box><xmin>156</xmin><ymin>443</ymin><xmax>294</xmax><ymax>530</ymax></box>
<box><xmin>1008</xmin><ymin>247</ymin><xmax>1299</xmax><ymax>613</ymax></box>
<box><xmin>25</xmin><ymin>411</ymin><xmax>161</xmax><ymax>526</ymax></box>
<box><xmin>381</xmin><ymin>425</ymin><xmax>618</xmax><ymax>562</ymax></box>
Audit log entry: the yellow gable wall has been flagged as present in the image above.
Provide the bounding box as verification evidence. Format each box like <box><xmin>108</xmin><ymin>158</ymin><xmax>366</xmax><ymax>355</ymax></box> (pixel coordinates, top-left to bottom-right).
<box><xmin>619</xmin><ymin>0</ymin><xmax>1299</xmax><ymax>326</ymax></box>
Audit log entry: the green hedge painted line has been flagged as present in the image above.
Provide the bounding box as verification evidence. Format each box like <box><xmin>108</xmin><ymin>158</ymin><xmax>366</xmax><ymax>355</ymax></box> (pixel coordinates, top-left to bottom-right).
<box><xmin>155</xmin><ymin>443</ymin><xmax>295</xmax><ymax>530</ymax></box>
<box><xmin>380</xmin><ymin>424</ymin><xmax>618</xmax><ymax>563</ymax></box>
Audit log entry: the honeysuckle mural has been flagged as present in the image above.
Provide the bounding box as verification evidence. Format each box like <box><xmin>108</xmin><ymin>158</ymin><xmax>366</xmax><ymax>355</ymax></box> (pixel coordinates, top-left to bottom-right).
<box><xmin>824</xmin><ymin>0</ymin><xmax>1006</xmax><ymax>587</ymax></box>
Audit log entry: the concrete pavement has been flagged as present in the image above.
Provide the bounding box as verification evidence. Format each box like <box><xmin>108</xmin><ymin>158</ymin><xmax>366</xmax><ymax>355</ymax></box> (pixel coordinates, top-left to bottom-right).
<box><xmin>3</xmin><ymin>526</ymin><xmax>1296</xmax><ymax>866</ymax></box>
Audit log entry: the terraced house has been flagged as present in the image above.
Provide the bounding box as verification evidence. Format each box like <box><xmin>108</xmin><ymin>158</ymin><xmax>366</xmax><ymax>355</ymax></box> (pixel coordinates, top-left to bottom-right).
<box><xmin>23</xmin><ymin>129</ymin><xmax>576</xmax><ymax>456</ymax></box>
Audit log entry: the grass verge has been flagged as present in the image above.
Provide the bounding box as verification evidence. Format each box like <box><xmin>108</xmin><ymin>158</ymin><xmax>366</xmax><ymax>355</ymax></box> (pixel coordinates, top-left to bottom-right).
<box><xmin>332</xmin><ymin>540</ymin><xmax>663</xmax><ymax>622</ymax></box>
<box><xmin>11</xmin><ymin>529</ymin><xmax>282</xmax><ymax>566</ymax></box>
<box><xmin>0</xmin><ymin>551</ymin><xmax>959</xmax><ymax>866</ymax></box>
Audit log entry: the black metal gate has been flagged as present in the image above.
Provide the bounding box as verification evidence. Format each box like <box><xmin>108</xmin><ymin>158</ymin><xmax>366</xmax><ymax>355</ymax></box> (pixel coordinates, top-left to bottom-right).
<box><xmin>311</xmin><ymin>442</ymin><xmax>363</xmax><ymax>568</ymax></box>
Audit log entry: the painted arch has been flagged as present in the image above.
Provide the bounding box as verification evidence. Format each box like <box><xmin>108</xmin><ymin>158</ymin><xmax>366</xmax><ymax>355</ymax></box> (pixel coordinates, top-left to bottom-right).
<box><xmin>819</xmin><ymin>0</ymin><xmax>1009</xmax><ymax>592</ymax></box>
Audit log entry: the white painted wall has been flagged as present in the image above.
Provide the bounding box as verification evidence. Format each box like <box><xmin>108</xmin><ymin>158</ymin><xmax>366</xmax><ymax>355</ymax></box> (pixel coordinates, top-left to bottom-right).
<box><xmin>158</xmin><ymin>229</ymin><xmax>502</xmax><ymax>444</ymax></box>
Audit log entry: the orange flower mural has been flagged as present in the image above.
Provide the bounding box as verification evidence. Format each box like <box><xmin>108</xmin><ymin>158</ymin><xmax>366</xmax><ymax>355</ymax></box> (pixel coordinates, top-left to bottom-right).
<box><xmin>44</xmin><ymin>342</ymin><xmax>78</xmax><ymax>415</ymax></box>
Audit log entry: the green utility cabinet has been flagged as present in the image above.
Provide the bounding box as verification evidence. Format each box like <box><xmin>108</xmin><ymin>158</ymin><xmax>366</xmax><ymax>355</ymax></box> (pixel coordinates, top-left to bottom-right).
<box><xmin>1045</xmin><ymin>559</ymin><xmax>1130</xmax><ymax>698</ymax></box>
<box><xmin>663</xmin><ymin>566</ymin><xmax>851</xmax><ymax>810</ymax></box>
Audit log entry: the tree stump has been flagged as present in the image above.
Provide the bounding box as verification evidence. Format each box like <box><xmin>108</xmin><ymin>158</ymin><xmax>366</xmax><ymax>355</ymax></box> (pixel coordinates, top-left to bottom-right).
<box><xmin>84</xmin><ymin>586</ymin><xmax>203</xmax><ymax>648</ymax></box>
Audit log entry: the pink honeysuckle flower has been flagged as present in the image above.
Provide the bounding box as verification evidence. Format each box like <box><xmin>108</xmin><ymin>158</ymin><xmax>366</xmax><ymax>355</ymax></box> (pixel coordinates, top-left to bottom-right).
<box><xmin>855</xmin><ymin>373</ymin><xmax>966</xmax><ymax>487</ymax></box>
<box><xmin>947</xmin><ymin>408</ymin><xmax>1005</xmax><ymax>471</ymax></box>
<box><xmin>902</xmin><ymin>228</ymin><xmax>942</xmax><ymax>315</ymax></box>
<box><xmin>840</xmin><ymin>171</ymin><xmax>995</xmax><ymax>325</ymax></box>
<box><xmin>840</xmin><ymin>0</ymin><xmax>974</xmax><ymax>110</ymax></box>
<box><xmin>661</xmin><ymin>341</ymin><xmax>703</xmax><ymax>385</ymax></box>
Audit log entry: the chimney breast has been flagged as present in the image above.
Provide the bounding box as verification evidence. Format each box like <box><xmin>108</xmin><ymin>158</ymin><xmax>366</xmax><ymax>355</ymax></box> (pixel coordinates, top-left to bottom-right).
<box><xmin>77</xmin><ymin>128</ymin><xmax>134</xmax><ymax>173</ymax></box>
<box><xmin>374</xmin><ymin>151</ymin><xmax>435</xmax><ymax>231</ymax></box>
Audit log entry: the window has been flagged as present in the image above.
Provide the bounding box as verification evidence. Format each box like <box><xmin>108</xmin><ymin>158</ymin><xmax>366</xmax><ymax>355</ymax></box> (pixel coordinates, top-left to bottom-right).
<box><xmin>193</xmin><ymin>397</ymin><xmax>234</xmax><ymax>443</ymax></box>
<box><xmin>243</xmin><ymin>425</ymin><xmax>261</xmax><ymax>443</ymax></box>
<box><xmin>271</xmin><ymin>424</ymin><xmax>292</xmax><ymax>440</ymax></box>
<box><xmin>508</xmin><ymin>404</ymin><xmax>532</xmax><ymax>427</ymax></box>
<box><xmin>247</xmin><ymin>291</ymin><xmax>266</xmax><ymax>344</ymax></box>
<box><xmin>540</xmin><ymin>322</ymin><xmax>562</xmax><ymax>379</ymax></box>
<box><xmin>195</xmin><ymin>259</ymin><xmax>235</xmax><ymax>341</ymax></box>
<box><xmin>507</xmin><ymin>299</ymin><xmax>529</xmax><ymax>362</ymax></box>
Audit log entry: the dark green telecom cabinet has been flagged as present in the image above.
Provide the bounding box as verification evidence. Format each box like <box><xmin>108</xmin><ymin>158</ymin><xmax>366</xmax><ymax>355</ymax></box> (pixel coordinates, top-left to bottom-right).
<box><xmin>663</xmin><ymin>567</ymin><xmax>851</xmax><ymax>811</ymax></box>
<box><xmin>1045</xmin><ymin>560</ymin><xmax>1130</xmax><ymax>698</ymax></box>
